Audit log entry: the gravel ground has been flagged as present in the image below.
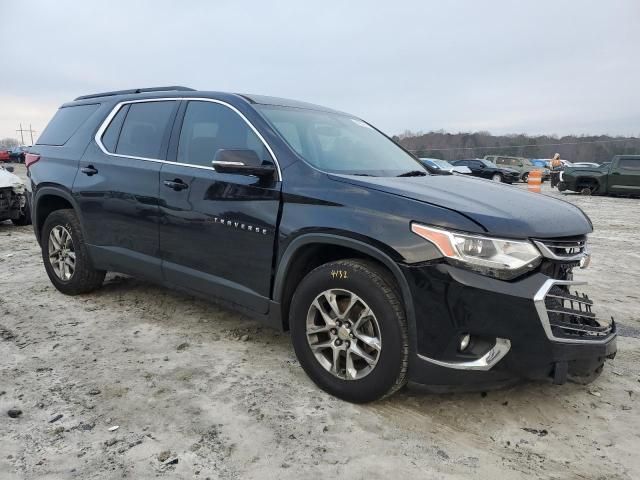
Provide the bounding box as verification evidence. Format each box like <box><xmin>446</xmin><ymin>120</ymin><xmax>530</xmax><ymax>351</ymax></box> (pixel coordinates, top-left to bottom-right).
<box><xmin>1</xmin><ymin>164</ymin><xmax>639</xmax><ymax>479</ymax></box>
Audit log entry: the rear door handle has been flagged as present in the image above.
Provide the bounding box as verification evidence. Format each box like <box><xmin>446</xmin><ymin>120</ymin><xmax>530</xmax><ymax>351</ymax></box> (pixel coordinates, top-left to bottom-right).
<box><xmin>81</xmin><ymin>166</ymin><xmax>98</xmax><ymax>176</ymax></box>
<box><xmin>163</xmin><ymin>179</ymin><xmax>189</xmax><ymax>191</ymax></box>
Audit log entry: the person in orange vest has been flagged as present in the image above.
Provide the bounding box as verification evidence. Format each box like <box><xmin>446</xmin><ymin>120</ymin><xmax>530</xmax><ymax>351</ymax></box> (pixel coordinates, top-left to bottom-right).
<box><xmin>550</xmin><ymin>153</ymin><xmax>562</xmax><ymax>188</ymax></box>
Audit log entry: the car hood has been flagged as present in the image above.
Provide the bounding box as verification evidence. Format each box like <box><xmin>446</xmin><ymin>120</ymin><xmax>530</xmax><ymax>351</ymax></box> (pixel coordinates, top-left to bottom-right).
<box><xmin>0</xmin><ymin>168</ymin><xmax>24</xmax><ymax>189</ymax></box>
<box><xmin>331</xmin><ymin>173</ymin><xmax>592</xmax><ymax>238</ymax></box>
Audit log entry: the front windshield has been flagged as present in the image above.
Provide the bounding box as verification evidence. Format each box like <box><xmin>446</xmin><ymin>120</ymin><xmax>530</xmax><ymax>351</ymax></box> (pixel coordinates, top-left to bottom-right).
<box><xmin>480</xmin><ymin>159</ymin><xmax>499</xmax><ymax>168</ymax></box>
<box><xmin>432</xmin><ymin>160</ymin><xmax>451</xmax><ymax>169</ymax></box>
<box><xmin>257</xmin><ymin>105</ymin><xmax>426</xmax><ymax>176</ymax></box>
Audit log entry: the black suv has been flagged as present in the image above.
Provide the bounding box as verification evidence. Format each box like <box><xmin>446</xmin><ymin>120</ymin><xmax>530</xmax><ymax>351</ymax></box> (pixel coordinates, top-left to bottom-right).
<box><xmin>450</xmin><ymin>158</ymin><xmax>521</xmax><ymax>183</ymax></box>
<box><xmin>28</xmin><ymin>87</ymin><xmax>616</xmax><ymax>402</ymax></box>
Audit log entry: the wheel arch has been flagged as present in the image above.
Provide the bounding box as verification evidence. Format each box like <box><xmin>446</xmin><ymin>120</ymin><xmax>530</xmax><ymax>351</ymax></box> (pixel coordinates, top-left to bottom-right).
<box><xmin>273</xmin><ymin>233</ymin><xmax>416</xmax><ymax>345</ymax></box>
<box><xmin>575</xmin><ymin>176</ymin><xmax>600</xmax><ymax>192</ymax></box>
<box><xmin>33</xmin><ymin>186</ymin><xmax>84</xmax><ymax>245</ymax></box>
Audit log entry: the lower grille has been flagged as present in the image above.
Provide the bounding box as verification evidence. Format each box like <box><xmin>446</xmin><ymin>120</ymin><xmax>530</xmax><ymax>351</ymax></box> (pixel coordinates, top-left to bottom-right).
<box><xmin>534</xmin><ymin>279</ymin><xmax>615</xmax><ymax>344</ymax></box>
<box><xmin>544</xmin><ymin>286</ymin><xmax>612</xmax><ymax>339</ymax></box>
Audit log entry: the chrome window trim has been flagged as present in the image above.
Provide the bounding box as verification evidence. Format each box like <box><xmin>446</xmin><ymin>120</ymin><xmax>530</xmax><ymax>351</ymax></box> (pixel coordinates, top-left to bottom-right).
<box><xmin>417</xmin><ymin>338</ymin><xmax>511</xmax><ymax>371</ymax></box>
<box><xmin>93</xmin><ymin>97</ymin><xmax>282</xmax><ymax>181</ymax></box>
<box><xmin>533</xmin><ymin>279</ymin><xmax>615</xmax><ymax>344</ymax></box>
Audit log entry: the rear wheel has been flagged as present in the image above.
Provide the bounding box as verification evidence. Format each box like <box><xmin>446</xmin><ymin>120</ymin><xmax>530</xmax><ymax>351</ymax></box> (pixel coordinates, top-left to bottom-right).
<box><xmin>290</xmin><ymin>259</ymin><xmax>408</xmax><ymax>403</ymax></box>
<box><xmin>41</xmin><ymin>209</ymin><xmax>105</xmax><ymax>295</ymax></box>
<box><xmin>491</xmin><ymin>173</ymin><xmax>503</xmax><ymax>182</ymax></box>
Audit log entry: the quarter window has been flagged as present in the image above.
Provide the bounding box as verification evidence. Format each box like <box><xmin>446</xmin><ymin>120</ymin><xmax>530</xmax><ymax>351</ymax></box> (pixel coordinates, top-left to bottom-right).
<box><xmin>37</xmin><ymin>104</ymin><xmax>99</xmax><ymax>146</ymax></box>
<box><xmin>178</xmin><ymin>101</ymin><xmax>271</xmax><ymax>167</ymax></box>
<box><xmin>115</xmin><ymin>101</ymin><xmax>176</xmax><ymax>159</ymax></box>
<box><xmin>101</xmin><ymin>105</ymin><xmax>129</xmax><ymax>152</ymax></box>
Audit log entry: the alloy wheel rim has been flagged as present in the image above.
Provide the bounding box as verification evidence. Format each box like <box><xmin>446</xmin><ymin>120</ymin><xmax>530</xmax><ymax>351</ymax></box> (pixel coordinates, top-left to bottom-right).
<box><xmin>48</xmin><ymin>225</ymin><xmax>76</xmax><ymax>281</ymax></box>
<box><xmin>492</xmin><ymin>174</ymin><xmax>501</xmax><ymax>182</ymax></box>
<box><xmin>306</xmin><ymin>289</ymin><xmax>381</xmax><ymax>380</ymax></box>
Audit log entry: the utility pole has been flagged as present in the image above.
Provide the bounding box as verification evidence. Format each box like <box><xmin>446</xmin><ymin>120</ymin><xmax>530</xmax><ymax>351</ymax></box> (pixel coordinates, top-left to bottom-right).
<box><xmin>16</xmin><ymin>124</ymin><xmax>37</xmax><ymax>145</ymax></box>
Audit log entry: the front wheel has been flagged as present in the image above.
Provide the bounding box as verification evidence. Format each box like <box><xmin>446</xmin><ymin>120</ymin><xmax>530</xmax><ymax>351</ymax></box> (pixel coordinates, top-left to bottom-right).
<box><xmin>290</xmin><ymin>259</ymin><xmax>408</xmax><ymax>403</ymax></box>
<box><xmin>491</xmin><ymin>173</ymin><xmax>503</xmax><ymax>182</ymax></box>
<box><xmin>41</xmin><ymin>209</ymin><xmax>105</xmax><ymax>295</ymax></box>
<box><xmin>521</xmin><ymin>172</ymin><xmax>529</xmax><ymax>183</ymax></box>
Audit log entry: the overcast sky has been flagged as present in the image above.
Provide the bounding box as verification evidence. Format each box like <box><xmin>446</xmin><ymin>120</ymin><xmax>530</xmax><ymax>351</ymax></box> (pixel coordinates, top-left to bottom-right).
<box><xmin>1</xmin><ymin>0</ymin><xmax>638</xmax><ymax>143</ymax></box>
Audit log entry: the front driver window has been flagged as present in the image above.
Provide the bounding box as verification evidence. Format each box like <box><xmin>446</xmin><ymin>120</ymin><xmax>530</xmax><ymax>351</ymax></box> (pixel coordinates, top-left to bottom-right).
<box><xmin>178</xmin><ymin>101</ymin><xmax>271</xmax><ymax>168</ymax></box>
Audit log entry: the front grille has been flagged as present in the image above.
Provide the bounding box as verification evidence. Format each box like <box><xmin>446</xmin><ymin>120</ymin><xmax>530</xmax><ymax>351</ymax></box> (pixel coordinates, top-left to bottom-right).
<box><xmin>533</xmin><ymin>237</ymin><xmax>588</xmax><ymax>263</ymax></box>
<box><xmin>543</xmin><ymin>286</ymin><xmax>613</xmax><ymax>340</ymax></box>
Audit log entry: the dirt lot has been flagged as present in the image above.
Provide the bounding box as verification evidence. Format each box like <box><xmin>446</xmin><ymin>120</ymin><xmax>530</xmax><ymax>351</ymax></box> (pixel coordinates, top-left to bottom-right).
<box><xmin>1</xmin><ymin>163</ymin><xmax>639</xmax><ymax>479</ymax></box>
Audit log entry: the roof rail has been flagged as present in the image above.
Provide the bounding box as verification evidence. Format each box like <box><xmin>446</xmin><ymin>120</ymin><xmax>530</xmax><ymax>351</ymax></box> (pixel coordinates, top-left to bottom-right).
<box><xmin>74</xmin><ymin>86</ymin><xmax>195</xmax><ymax>101</ymax></box>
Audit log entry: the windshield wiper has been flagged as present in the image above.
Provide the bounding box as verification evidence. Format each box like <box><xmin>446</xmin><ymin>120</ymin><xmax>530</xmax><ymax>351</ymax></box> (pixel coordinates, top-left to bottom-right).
<box><xmin>397</xmin><ymin>170</ymin><xmax>427</xmax><ymax>177</ymax></box>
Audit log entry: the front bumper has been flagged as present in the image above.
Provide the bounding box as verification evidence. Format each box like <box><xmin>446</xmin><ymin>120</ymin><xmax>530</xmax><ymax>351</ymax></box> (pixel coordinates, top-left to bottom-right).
<box><xmin>401</xmin><ymin>263</ymin><xmax>617</xmax><ymax>389</ymax></box>
<box><xmin>0</xmin><ymin>187</ymin><xmax>26</xmax><ymax>220</ymax></box>
<box><xmin>504</xmin><ymin>173</ymin><xmax>520</xmax><ymax>183</ymax></box>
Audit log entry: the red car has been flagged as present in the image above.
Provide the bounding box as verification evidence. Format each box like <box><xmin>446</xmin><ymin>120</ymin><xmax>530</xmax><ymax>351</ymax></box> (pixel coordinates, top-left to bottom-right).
<box><xmin>0</xmin><ymin>149</ymin><xmax>11</xmax><ymax>162</ymax></box>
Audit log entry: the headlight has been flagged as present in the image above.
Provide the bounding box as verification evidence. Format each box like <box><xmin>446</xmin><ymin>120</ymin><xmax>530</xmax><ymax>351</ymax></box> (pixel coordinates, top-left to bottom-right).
<box><xmin>11</xmin><ymin>184</ymin><xmax>25</xmax><ymax>195</ymax></box>
<box><xmin>411</xmin><ymin>223</ymin><xmax>542</xmax><ymax>280</ymax></box>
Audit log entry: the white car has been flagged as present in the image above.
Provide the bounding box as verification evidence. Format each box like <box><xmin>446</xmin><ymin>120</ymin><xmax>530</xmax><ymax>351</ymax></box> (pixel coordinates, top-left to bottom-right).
<box><xmin>420</xmin><ymin>158</ymin><xmax>472</xmax><ymax>174</ymax></box>
<box><xmin>0</xmin><ymin>165</ymin><xmax>31</xmax><ymax>225</ymax></box>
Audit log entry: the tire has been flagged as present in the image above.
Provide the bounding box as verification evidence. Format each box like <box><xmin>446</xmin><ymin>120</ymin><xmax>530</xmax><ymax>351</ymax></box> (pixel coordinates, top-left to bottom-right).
<box><xmin>11</xmin><ymin>194</ymin><xmax>32</xmax><ymax>226</ymax></box>
<box><xmin>290</xmin><ymin>259</ymin><xmax>408</xmax><ymax>403</ymax></box>
<box><xmin>580</xmin><ymin>187</ymin><xmax>592</xmax><ymax>196</ymax></box>
<box><xmin>521</xmin><ymin>172</ymin><xmax>529</xmax><ymax>183</ymax></box>
<box><xmin>41</xmin><ymin>209</ymin><xmax>105</xmax><ymax>295</ymax></box>
<box><xmin>491</xmin><ymin>173</ymin><xmax>503</xmax><ymax>182</ymax></box>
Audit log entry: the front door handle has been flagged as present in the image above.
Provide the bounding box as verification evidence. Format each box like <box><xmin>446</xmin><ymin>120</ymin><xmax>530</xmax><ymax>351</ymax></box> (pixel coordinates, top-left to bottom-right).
<box><xmin>163</xmin><ymin>179</ymin><xmax>189</xmax><ymax>191</ymax></box>
<box><xmin>81</xmin><ymin>165</ymin><xmax>98</xmax><ymax>176</ymax></box>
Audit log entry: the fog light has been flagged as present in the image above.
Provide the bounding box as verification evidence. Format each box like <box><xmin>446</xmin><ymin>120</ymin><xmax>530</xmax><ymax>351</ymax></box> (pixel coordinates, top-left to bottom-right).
<box><xmin>459</xmin><ymin>333</ymin><xmax>471</xmax><ymax>352</ymax></box>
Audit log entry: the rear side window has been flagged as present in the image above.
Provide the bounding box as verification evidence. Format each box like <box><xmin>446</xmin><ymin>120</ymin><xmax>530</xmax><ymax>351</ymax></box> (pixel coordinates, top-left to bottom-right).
<box><xmin>116</xmin><ymin>101</ymin><xmax>176</xmax><ymax>159</ymax></box>
<box><xmin>37</xmin><ymin>104</ymin><xmax>99</xmax><ymax>146</ymax></box>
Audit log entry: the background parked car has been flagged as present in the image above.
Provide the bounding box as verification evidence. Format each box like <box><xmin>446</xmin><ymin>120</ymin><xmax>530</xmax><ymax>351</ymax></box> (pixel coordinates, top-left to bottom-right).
<box><xmin>450</xmin><ymin>158</ymin><xmax>520</xmax><ymax>183</ymax></box>
<box><xmin>0</xmin><ymin>164</ymin><xmax>31</xmax><ymax>225</ymax></box>
<box><xmin>0</xmin><ymin>149</ymin><xmax>11</xmax><ymax>163</ymax></box>
<box><xmin>9</xmin><ymin>146</ymin><xmax>30</xmax><ymax>163</ymax></box>
<box><xmin>558</xmin><ymin>155</ymin><xmax>640</xmax><ymax>196</ymax></box>
<box><xmin>419</xmin><ymin>158</ymin><xmax>471</xmax><ymax>174</ymax></box>
<box><xmin>530</xmin><ymin>159</ymin><xmax>551</xmax><ymax>180</ymax></box>
<box><xmin>484</xmin><ymin>155</ymin><xmax>540</xmax><ymax>182</ymax></box>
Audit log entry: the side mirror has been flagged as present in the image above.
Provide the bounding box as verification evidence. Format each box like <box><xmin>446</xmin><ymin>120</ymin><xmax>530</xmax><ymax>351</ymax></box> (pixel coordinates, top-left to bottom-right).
<box><xmin>212</xmin><ymin>149</ymin><xmax>276</xmax><ymax>178</ymax></box>
<box><xmin>5</xmin><ymin>166</ymin><xmax>14</xmax><ymax>172</ymax></box>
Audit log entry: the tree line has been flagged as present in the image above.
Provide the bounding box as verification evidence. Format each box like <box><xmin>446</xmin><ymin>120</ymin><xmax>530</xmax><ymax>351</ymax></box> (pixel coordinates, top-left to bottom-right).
<box><xmin>0</xmin><ymin>138</ymin><xmax>21</xmax><ymax>150</ymax></box>
<box><xmin>393</xmin><ymin>130</ymin><xmax>640</xmax><ymax>163</ymax></box>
